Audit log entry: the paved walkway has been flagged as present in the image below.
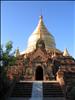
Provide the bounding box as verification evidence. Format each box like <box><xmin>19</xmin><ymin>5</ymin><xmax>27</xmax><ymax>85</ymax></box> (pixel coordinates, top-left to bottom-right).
<box><xmin>30</xmin><ymin>81</ymin><xmax>43</xmax><ymax>100</ymax></box>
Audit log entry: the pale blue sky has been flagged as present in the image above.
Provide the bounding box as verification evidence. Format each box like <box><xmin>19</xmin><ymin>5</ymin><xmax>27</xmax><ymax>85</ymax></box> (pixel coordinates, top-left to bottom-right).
<box><xmin>1</xmin><ymin>1</ymin><xmax>75</xmax><ymax>58</ymax></box>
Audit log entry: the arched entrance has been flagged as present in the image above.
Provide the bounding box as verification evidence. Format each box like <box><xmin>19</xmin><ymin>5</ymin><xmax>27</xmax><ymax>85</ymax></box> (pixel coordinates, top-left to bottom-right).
<box><xmin>35</xmin><ymin>66</ymin><xmax>43</xmax><ymax>80</ymax></box>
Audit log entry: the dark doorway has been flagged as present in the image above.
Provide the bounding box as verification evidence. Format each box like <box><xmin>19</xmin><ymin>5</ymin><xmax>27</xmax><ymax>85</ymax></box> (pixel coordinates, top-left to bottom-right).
<box><xmin>35</xmin><ymin>66</ymin><xmax>43</xmax><ymax>80</ymax></box>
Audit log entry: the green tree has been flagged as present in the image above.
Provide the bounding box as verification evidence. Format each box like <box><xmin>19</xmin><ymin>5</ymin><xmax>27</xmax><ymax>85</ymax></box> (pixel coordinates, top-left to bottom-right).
<box><xmin>0</xmin><ymin>41</ymin><xmax>17</xmax><ymax>99</ymax></box>
<box><xmin>5</xmin><ymin>41</ymin><xmax>13</xmax><ymax>54</ymax></box>
<box><xmin>1</xmin><ymin>41</ymin><xmax>16</xmax><ymax>66</ymax></box>
<box><xmin>1</xmin><ymin>40</ymin><xmax>17</xmax><ymax>81</ymax></box>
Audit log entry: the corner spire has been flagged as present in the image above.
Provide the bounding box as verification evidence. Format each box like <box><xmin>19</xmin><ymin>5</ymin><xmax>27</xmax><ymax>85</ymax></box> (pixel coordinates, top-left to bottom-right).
<box><xmin>15</xmin><ymin>47</ymin><xmax>20</xmax><ymax>57</ymax></box>
<box><xmin>63</xmin><ymin>48</ymin><xmax>70</xmax><ymax>56</ymax></box>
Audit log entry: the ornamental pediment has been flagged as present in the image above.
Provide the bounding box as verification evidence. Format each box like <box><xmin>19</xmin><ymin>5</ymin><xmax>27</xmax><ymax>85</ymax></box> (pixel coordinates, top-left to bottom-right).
<box><xmin>30</xmin><ymin>48</ymin><xmax>48</xmax><ymax>62</ymax></box>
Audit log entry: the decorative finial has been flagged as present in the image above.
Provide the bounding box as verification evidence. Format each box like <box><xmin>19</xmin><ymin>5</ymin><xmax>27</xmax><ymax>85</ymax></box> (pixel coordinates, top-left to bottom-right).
<box><xmin>39</xmin><ymin>8</ymin><xmax>43</xmax><ymax>19</ymax></box>
<box><xmin>39</xmin><ymin>15</ymin><xmax>43</xmax><ymax>20</ymax></box>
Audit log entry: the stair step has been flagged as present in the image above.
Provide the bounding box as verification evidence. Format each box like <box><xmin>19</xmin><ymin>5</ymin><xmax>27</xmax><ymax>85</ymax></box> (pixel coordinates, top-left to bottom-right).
<box><xmin>43</xmin><ymin>82</ymin><xmax>64</xmax><ymax>97</ymax></box>
<box><xmin>11</xmin><ymin>82</ymin><xmax>32</xmax><ymax>97</ymax></box>
<box><xmin>10</xmin><ymin>81</ymin><xmax>65</xmax><ymax>98</ymax></box>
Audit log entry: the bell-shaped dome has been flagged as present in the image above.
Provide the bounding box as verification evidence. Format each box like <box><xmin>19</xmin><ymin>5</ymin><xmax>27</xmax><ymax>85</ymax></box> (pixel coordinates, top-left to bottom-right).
<box><xmin>26</xmin><ymin>16</ymin><xmax>56</xmax><ymax>52</ymax></box>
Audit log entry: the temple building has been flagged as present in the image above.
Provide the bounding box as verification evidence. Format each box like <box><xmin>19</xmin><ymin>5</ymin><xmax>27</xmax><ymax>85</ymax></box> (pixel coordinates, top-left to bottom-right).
<box><xmin>7</xmin><ymin>16</ymin><xmax>75</xmax><ymax>85</ymax></box>
<box><xmin>5</xmin><ymin>16</ymin><xmax>75</xmax><ymax>100</ymax></box>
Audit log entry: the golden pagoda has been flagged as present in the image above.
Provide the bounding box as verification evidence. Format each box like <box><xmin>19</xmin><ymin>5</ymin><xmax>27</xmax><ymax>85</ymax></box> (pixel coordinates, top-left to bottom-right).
<box><xmin>21</xmin><ymin>16</ymin><xmax>61</xmax><ymax>54</ymax></box>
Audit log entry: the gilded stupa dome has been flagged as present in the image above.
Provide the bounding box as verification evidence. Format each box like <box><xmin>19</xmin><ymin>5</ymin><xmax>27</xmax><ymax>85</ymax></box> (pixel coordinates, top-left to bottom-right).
<box><xmin>20</xmin><ymin>16</ymin><xmax>61</xmax><ymax>55</ymax></box>
<box><xmin>26</xmin><ymin>16</ymin><xmax>56</xmax><ymax>53</ymax></box>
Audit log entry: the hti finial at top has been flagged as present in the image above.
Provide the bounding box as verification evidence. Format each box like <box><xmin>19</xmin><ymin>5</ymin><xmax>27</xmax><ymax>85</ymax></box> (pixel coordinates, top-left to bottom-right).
<box><xmin>39</xmin><ymin>15</ymin><xmax>43</xmax><ymax>20</ymax></box>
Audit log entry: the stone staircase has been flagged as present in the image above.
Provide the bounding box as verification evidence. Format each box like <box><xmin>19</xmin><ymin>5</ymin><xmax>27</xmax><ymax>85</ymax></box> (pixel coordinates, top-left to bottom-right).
<box><xmin>8</xmin><ymin>81</ymin><xmax>65</xmax><ymax>100</ymax></box>
<box><xmin>11</xmin><ymin>82</ymin><xmax>32</xmax><ymax>98</ymax></box>
<box><xmin>43</xmin><ymin>81</ymin><xmax>65</xmax><ymax>100</ymax></box>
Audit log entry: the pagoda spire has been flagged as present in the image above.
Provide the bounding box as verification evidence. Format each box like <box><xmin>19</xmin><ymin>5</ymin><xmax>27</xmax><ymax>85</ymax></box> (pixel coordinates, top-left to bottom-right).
<box><xmin>25</xmin><ymin>15</ymin><xmax>56</xmax><ymax>53</ymax></box>
<box><xmin>39</xmin><ymin>15</ymin><xmax>43</xmax><ymax>40</ymax></box>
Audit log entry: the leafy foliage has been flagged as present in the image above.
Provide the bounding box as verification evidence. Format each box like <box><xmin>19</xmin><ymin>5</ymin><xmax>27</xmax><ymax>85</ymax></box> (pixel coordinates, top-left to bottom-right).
<box><xmin>5</xmin><ymin>41</ymin><xmax>13</xmax><ymax>54</ymax></box>
<box><xmin>0</xmin><ymin>41</ymin><xmax>17</xmax><ymax>99</ymax></box>
<box><xmin>1</xmin><ymin>41</ymin><xmax>16</xmax><ymax>66</ymax></box>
